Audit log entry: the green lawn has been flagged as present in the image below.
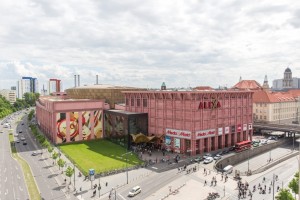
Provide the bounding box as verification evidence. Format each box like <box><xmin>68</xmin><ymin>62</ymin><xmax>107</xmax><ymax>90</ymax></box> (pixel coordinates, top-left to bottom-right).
<box><xmin>59</xmin><ymin>139</ymin><xmax>143</xmax><ymax>175</ymax></box>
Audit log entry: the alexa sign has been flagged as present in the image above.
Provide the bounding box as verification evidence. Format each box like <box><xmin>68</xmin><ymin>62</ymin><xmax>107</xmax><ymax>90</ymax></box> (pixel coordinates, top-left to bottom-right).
<box><xmin>198</xmin><ymin>98</ymin><xmax>221</xmax><ymax>109</ymax></box>
<box><xmin>166</xmin><ymin>128</ymin><xmax>192</xmax><ymax>139</ymax></box>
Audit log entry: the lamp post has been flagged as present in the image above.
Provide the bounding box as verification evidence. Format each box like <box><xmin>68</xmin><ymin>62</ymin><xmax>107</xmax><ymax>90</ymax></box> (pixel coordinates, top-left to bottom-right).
<box><xmin>73</xmin><ymin>162</ymin><xmax>76</xmax><ymax>191</ymax></box>
<box><xmin>121</xmin><ymin>151</ymin><xmax>132</xmax><ymax>184</ymax></box>
<box><xmin>297</xmin><ymin>139</ymin><xmax>300</xmax><ymax>200</ymax></box>
<box><xmin>98</xmin><ymin>173</ymin><xmax>101</xmax><ymax>198</ymax></box>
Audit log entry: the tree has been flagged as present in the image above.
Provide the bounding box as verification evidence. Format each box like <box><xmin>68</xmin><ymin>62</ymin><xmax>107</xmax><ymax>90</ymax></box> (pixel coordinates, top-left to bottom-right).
<box><xmin>52</xmin><ymin>151</ymin><xmax>59</xmax><ymax>164</ymax></box>
<box><xmin>289</xmin><ymin>172</ymin><xmax>299</xmax><ymax>199</ymax></box>
<box><xmin>57</xmin><ymin>158</ymin><xmax>66</xmax><ymax>171</ymax></box>
<box><xmin>65</xmin><ymin>166</ymin><xmax>74</xmax><ymax>185</ymax></box>
<box><xmin>276</xmin><ymin>188</ymin><xmax>295</xmax><ymax>200</ymax></box>
<box><xmin>48</xmin><ymin>146</ymin><xmax>53</xmax><ymax>154</ymax></box>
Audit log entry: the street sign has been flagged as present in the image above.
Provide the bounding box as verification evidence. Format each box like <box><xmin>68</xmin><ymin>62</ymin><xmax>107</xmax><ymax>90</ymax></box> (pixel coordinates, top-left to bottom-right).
<box><xmin>89</xmin><ymin>169</ymin><xmax>95</xmax><ymax>176</ymax></box>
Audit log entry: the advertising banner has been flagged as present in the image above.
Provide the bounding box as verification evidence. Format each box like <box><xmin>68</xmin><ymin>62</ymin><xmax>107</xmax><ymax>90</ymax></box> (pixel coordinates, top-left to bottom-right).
<box><xmin>248</xmin><ymin>123</ymin><xmax>253</xmax><ymax>130</ymax></box>
<box><xmin>237</xmin><ymin>124</ymin><xmax>242</xmax><ymax>132</ymax></box>
<box><xmin>218</xmin><ymin>127</ymin><xmax>223</xmax><ymax>135</ymax></box>
<box><xmin>165</xmin><ymin>136</ymin><xmax>171</xmax><ymax>146</ymax></box>
<box><xmin>231</xmin><ymin>125</ymin><xmax>235</xmax><ymax>133</ymax></box>
<box><xmin>243</xmin><ymin>124</ymin><xmax>247</xmax><ymax>131</ymax></box>
<box><xmin>195</xmin><ymin>129</ymin><xmax>216</xmax><ymax>139</ymax></box>
<box><xmin>225</xmin><ymin>127</ymin><xmax>230</xmax><ymax>134</ymax></box>
<box><xmin>166</xmin><ymin>128</ymin><xmax>192</xmax><ymax>139</ymax></box>
<box><xmin>174</xmin><ymin>138</ymin><xmax>180</xmax><ymax>148</ymax></box>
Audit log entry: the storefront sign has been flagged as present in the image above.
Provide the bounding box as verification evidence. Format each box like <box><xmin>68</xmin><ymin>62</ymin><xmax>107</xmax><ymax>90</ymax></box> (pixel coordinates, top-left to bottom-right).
<box><xmin>218</xmin><ymin>127</ymin><xmax>223</xmax><ymax>135</ymax></box>
<box><xmin>237</xmin><ymin>124</ymin><xmax>242</xmax><ymax>132</ymax></box>
<box><xmin>195</xmin><ymin>129</ymin><xmax>216</xmax><ymax>139</ymax></box>
<box><xmin>198</xmin><ymin>98</ymin><xmax>221</xmax><ymax>109</ymax></box>
<box><xmin>166</xmin><ymin>128</ymin><xmax>192</xmax><ymax>139</ymax></box>
<box><xmin>243</xmin><ymin>124</ymin><xmax>247</xmax><ymax>131</ymax></box>
<box><xmin>248</xmin><ymin>123</ymin><xmax>253</xmax><ymax>130</ymax></box>
<box><xmin>225</xmin><ymin>127</ymin><xmax>229</xmax><ymax>134</ymax></box>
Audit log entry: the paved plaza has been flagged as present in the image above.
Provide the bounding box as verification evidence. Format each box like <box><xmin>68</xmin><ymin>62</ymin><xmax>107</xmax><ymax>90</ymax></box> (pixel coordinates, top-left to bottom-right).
<box><xmin>33</xmin><ymin>140</ymin><xmax>297</xmax><ymax>200</ymax></box>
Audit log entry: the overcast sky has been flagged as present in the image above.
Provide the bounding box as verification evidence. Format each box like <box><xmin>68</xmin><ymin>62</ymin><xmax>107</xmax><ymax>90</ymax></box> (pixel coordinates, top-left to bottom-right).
<box><xmin>1</xmin><ymin>0</ymin><xmax>300</xmax><ymax>91</ymax></box>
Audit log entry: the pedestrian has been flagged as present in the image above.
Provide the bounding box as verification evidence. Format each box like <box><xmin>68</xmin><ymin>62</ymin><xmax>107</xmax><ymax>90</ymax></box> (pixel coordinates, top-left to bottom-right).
<box><xmin>106</xmin><ymin>182</ymin><xmax>108</xmax><ymax>187</ymax></box>
<box><xmin>204</xmin><ymin>180</ymin><xmax>207</xmax><ymax>186</ymax></box>
<box><xmin>221</xmin><ymin>175</ymin><xmax>223</xmax><ymax>181</ymax></box>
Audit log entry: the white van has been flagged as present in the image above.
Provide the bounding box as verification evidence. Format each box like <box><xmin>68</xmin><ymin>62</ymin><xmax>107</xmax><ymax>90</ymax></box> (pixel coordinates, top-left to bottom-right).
<box><xmin>128</xmin><ymin>186</ymin><xmax>141</xmax><ymax>197</ymax></box>
<box><xmin>223</xmin><ymin>165</ymin><xmax>233</xmax><ymax>174</ymax></box>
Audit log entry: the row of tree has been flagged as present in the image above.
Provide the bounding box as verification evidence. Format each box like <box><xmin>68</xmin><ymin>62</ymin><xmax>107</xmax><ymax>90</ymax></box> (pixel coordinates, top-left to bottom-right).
<box><xmin>0</xmin><ymin>92</ymin><xmax>40</xmax><ymax>119</ymax></box>
<box><xmin>29</xmin><ymin>122</ymin><xmax>74</xmax><ymax>184</ymax></box>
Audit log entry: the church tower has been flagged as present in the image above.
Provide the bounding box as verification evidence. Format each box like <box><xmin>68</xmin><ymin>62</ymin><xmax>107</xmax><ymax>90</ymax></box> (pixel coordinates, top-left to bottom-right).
<box><xmin>262</xmin><ymin>75</ymin><xmax>270</xmax><ymax>90</ymax></box>
<box><xmin>283</xmin><ymin>67</ymin><xmax>293</xmax><ymax>88</ymax></box>
<box><xmin>161</xmin><ymin>82</ymin><xmax>166</xmax><ymax>90</ymax></box>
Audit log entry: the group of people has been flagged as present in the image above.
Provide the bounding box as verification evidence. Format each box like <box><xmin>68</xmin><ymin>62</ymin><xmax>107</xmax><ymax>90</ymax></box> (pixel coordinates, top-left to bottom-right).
<box><xmin>237</xmin><ymin>180</ymin><xmax>250</xmax><ymax>199</ymax></box>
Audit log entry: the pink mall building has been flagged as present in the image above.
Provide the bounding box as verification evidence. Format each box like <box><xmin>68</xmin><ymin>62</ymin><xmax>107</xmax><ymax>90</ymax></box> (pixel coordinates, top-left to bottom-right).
<box><xmin>123</xmin><ymin>90</ymin><xmax>254</xmax><ymax>156</ymax></box>
<box><xmin>36</xmin><ymin>96</ymin><xmax>108</xmax><ymax>144</ymax></box>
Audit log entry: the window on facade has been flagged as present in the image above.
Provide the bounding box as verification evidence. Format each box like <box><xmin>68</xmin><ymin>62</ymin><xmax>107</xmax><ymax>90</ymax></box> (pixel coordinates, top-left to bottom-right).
<box><xmin>264</xmin><ymin>116</ymin><xmax>266</xmax><ymax>120</ymax></box>
<box><xmin>126</xmin><ymin>98</ymin><xmax>129</xmax><ymax>106</ymax></box>
<box><xmin>143</xmin><ymin>99</ymin><xmax>147</xmax><ymax>107</ymax></box>
<box><xmin>131</xmin><ymin>98</ymin><xmax>134</xmax><ymax>106</ymax></box>
<box><xmin>137</xmin><ymin>98</ymin><xmax>140</xmax><ymax>107</ymax></box>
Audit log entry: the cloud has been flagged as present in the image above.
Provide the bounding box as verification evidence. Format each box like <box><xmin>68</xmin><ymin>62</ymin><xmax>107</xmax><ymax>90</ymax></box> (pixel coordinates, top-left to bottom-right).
<box><xmin>0</xmin><ymin>0</ymin><xmax>300</xmax><ymax>90</ymax></box>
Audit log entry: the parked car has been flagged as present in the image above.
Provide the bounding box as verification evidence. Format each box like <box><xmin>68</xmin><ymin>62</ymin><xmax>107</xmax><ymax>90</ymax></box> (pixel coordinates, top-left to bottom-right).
<box><xmin>229</xmin><ymin>146</ymin><xmax>235</xmax><ymax>151</ymax></box>
<box><xmin>193</xmin><ymin>156</ymin><xmax>203</xmax><ymax>163</ymax></box>
<box><xmin>128</xmin><ymin>186</ymin><xmax>141</xmax><ymax>197</ymax></box>
<box><xmin>203</xmin><ymin>153</ymin><xmax>212</xmax><ymax>159</ymax></box>
<box><xmin>252</xmin><ymin>143</ymin><xmax>259</xmax><ymax>147</ymax></box>
<box><xmin>20</xmin><ymin>137</ymin><xmax>26</xmax><ymax>141</ymax></box>
<box><xmin>268</xmin><ymin>136</ymin><xmax>278</xmax><ymax>140</ymax></box>
<box><xmin>19</xmin><ymin>130</ymin><xmax>22</xmax><ymax>133</ymax></box>
<box><xmin>214</xmin><ymin>154</ymin><xmax>222</xmax><ymax>160</ymax></box>
<box><xmin>23</xmin><ymin>141</ymin><xmax>27</xmax><ymax>145</ymax></box>
<box><xmin>261</xmin><ymin>139</ymin><xmax>268</xmax><ymax>145</ymax></box>
<box><xmin>16</xmin><ymin>140</ymin><xmax>20</xmax><ymax>143</ymax></box>
<box><xmin>31</xmin><ymin>152</ymin><xmax>38</xmax><ymax>156</ymax></box>
<box><xmin>203</xmin><ymin>157</ymin><xmax>214</xmax><ymax>164</ymax></box>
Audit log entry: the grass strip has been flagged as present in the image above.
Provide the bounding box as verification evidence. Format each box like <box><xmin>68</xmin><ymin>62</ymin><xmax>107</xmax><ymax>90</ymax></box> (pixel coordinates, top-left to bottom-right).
<box><xmin>9</xmin><ymin>134</ymin><xmax>41</xmax><ymax>200</ymax></box>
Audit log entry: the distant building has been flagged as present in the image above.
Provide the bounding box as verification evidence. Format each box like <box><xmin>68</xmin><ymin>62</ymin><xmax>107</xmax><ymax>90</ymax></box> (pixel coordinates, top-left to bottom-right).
<box><xmin>48</xmin><ymin>79</ymin><xmax>61</xmax><ymax>95</ymax></box>
<box><xmin>17</xmin><ymin>77</ymin><xmax>39</xmax><ymax>99</ymax></box>
<box><xmin>233</xmin><ymin>77</ymin><xmax>300</xmax><ymax>124</ymax></box>
<box><xmin>0</xmin><ymin>89</ymin><xmax>16</xmax><ymax>104</ymax></box>
<box><xmin>272</xmin><ymin>67</ymin><xmax>300</xmax><ymax>90</ymax></box>
<box><xmin>11</xmin><ymin>86</ymin><xmax>16</xmax><ymax>91</ymax></box>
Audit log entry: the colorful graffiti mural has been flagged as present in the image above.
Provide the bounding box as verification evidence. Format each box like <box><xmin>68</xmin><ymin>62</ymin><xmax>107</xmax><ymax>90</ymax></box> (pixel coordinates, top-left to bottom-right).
<box><xmin>56</xmin><ymin>110</ymin><xmax>103</xmax><ymax>143</ymax></box>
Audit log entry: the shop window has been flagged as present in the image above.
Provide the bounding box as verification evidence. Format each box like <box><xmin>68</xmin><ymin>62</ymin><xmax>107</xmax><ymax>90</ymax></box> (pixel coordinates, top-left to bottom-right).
<box><xmin>143</xmin><ymin>99</ymin><xmax>148</xmax><ymax>107</ymax></box>
<box><xmin>137</xmin><ymin>98</ymin><xmax>140</xmax><ymax>107</ymax></box>
<box><xmin>131</xmin><ymin>98</ymin><xmax>134</xmax><ymax>106</ymax></box>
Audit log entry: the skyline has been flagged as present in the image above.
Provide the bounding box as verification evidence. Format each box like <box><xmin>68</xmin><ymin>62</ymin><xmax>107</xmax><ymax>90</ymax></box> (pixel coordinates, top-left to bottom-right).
<box><xmin>1</xmin><ymin>0</ymin><xmax>300</xmax><ymax>90</ymax></box>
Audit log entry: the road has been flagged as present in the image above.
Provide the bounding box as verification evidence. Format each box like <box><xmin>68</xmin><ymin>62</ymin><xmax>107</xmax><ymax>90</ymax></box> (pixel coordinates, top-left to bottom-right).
<box><xmin>14</xmin><ymin>112</ymin><xmax>73</xmax><ymax>200</ymax></box>
<box><xmin>104</xmin><ymin>151</ymin><xmax>299</xmax><ymax>200</ymax></box>
<box><xmin>0</xmin><ymin>113</ymin><xmax>29</xmax><ymax>200</ymax></box>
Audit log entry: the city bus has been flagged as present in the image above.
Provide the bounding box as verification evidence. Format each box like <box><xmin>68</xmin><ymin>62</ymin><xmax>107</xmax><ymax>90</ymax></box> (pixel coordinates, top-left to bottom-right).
<box><xmin>235</xmin><ymin>140</ymin><xmax>252</xmax><ymax>152</ymax></box>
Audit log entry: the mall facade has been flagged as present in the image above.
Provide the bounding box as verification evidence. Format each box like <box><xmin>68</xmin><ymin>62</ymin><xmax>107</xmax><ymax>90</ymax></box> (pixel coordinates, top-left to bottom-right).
<box><xmin>123</xmin><ymin>90</ymin><xmax>254</xmax><ymax>156</ymax></box>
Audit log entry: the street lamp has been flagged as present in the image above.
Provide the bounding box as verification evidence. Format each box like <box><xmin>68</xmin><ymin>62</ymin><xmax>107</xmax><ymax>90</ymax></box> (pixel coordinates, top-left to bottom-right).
<box><xmin>297</xmin><ymin>139</ymin><xmax>300</xmax><ymax>200</ymax></box>
<box><xmin>98</xmin><ymin>173</ymin><xmax>101</xmax><ymax>198</ymax></box>
<box><xmin>121</xmin><ymin>151</ymin><xmax>132</xmax><ymax>184</ymax></box>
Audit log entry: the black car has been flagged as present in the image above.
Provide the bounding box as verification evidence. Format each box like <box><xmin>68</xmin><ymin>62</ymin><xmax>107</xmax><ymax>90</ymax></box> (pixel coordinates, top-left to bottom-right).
<box><xmin>19</xmin><ymin>130</ymin><xmax>22</xmax><ymax>133</ymax></box>
<box><xmin>229</xmin><ymin>146</ymin><xmax>235</xmax><ymax>151</ymax></box>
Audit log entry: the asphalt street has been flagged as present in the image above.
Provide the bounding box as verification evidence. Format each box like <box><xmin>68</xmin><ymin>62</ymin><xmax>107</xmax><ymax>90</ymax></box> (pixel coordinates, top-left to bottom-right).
<box><xmin>0</xmin><ymin>113</ymin><xmax>29</xmax><ymax>200</ymax></box>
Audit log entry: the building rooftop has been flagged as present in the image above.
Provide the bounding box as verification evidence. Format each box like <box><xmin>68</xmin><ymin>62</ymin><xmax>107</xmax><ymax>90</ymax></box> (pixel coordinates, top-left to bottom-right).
<box><xmin>232</xmin><ymin>80</ymin><xmax>263</xmax><ymax>90</ymax></box>
<box><xmin>68</xmin><ymin>84</ymin><xmax>143</xmax><ymax>90</ymax></box>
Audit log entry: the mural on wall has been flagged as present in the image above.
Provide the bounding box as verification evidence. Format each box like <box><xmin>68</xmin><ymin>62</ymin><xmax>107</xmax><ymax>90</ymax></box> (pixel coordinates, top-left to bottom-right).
<box><xmin>104</xmin><ymin>113</ymin><xmax>113</xmax><ymax>137</ymax></box>
<box><xmin>69</xmin><ymin>112</ymin><xmax>80</xmax><ymax>141</ymax></box>
<box><xmin>56</xmin><ymin>112</ymin><xmax>67</xmax><ymax>143</ymax></box>
<box><xmin>104</xmin><ymin>113</ymin><xmax>125</xmax><ymax>138</ymax></box>
<box><xmin>82</xmin><ymin>111</ymin><xmax>92</xmax><ymax>140</ymax></box>
<box><xmin>93</xmin><ymin>110</ymin><xmax>103</xmax><ymax>139</ymax></box>
<box><xmin>114</xmin><ymin>116</ymin><xmax>124</xmax><ymax>137</ymax></box>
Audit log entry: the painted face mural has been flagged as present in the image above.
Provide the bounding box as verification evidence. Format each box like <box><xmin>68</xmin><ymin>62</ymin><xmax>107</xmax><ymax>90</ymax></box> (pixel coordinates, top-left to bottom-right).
<box><xmin>93</xmin><ymin>110</ymin><xmax>103</xmax><ymax>139</ymax></box>
<box><xmin>56</xmin><ymin>113</ymin><xmax>67</xmax><ymax>143</ymax></box>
